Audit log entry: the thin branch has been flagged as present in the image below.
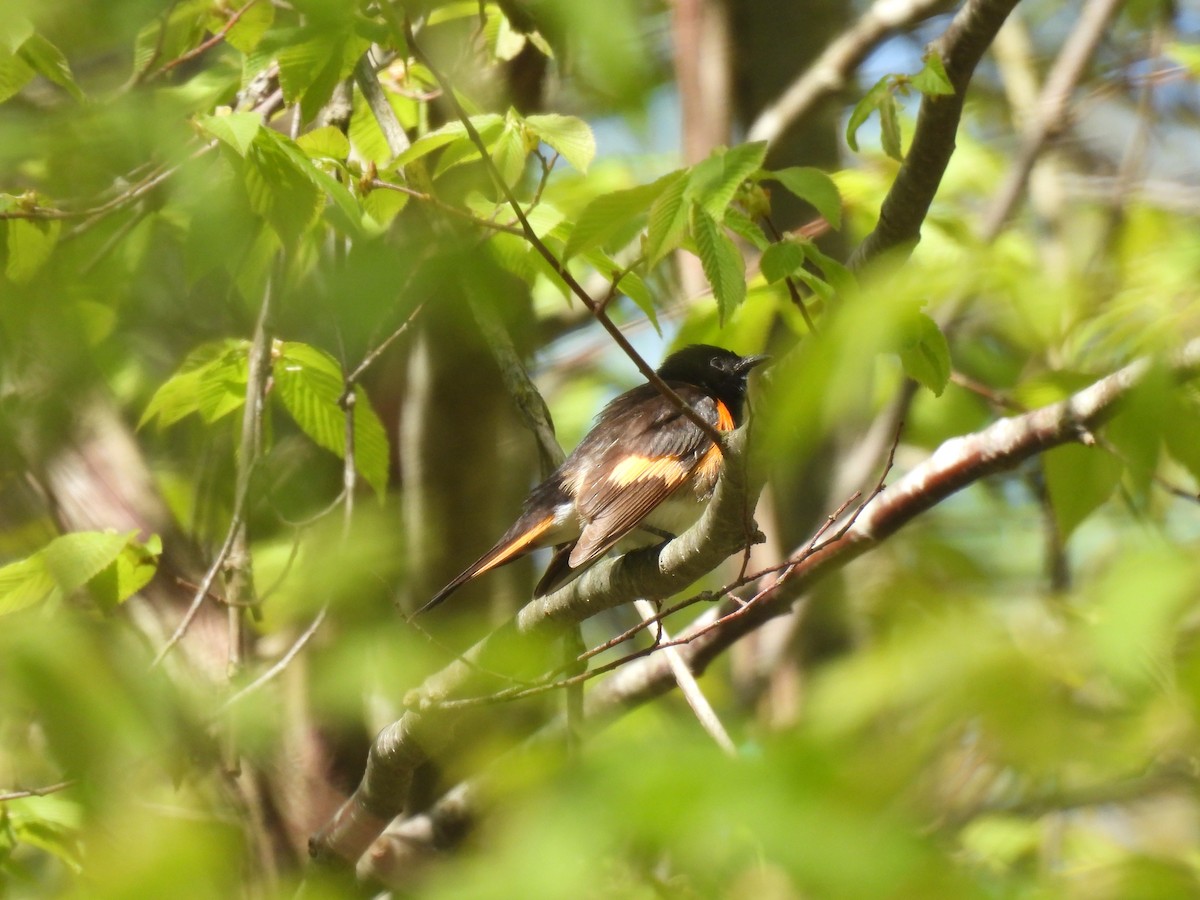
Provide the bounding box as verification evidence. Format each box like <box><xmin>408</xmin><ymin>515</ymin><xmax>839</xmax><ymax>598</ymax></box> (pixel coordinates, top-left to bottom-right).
<box><xmin>747</xmin><ymin>0</ymin><xmax>954</xmax><ymax>147</ymax></box>
<box><xmin>847</xmin><ymin>0</ymin><xmax>1022</xmax><ymax>270</ymax></box>
<box><xmin>354</xmin><ymin>52</ymin><xmax>411</xmax><ymax>159</ymax></box>
<box><xmin>978</xmin><ymin>0</ymin><xmax>1126</xmax><ymax>241</ymax></box>
<box><xmin>400</xmin><ymin>18</ymin><xmax>727</xmax><ymax>449</ymax></box>
<box><xmin>219</xmin><ymin>606</ymin><xmax>328</xmax><ymax>712</ymax></box>
<box><xmin>0</xmin><ymin>780</ymin><xmax>75</xmax><ymax>802</ymax></box>
<box><xmin>367</xmin><ymin>178</ymin><xmax>525</xmax><ymax>235</ymax></box>
<box><xmin>632</xmin><ymin>599</ymin><xmax>737</xmax><ymax>757</ymax></box>
<box><xmin>154</xmin><ymin>0</ymin><xmax>259</xmax><ymax>77</ymax></box>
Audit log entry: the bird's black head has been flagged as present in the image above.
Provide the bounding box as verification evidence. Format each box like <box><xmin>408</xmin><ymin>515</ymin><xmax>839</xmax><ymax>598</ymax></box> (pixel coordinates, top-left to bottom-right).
<box><xmin>656</xmin><ymin>344</ymin><xmax>768</xmax><ymax>421</ymax></box>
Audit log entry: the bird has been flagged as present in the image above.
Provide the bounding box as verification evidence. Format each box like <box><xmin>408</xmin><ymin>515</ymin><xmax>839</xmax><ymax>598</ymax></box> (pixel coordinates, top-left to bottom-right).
<box><xmin>413</xmin><ymin>344</ymin><xmax>768</xmax><ymax>616</ymax></box>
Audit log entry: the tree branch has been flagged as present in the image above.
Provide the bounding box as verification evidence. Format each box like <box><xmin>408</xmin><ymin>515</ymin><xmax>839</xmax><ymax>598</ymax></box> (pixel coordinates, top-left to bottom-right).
<box><xmin>847</xmin><ymin>0</ymin><xmax>1022</xmax><ymax>270</ymax></box>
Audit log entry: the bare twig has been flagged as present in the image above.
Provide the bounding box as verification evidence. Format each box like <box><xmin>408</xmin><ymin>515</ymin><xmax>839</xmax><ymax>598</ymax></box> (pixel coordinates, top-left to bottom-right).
<box><xmin>367</xmin><ymin>179</ymin><xmax>524</xmax><ymax>235</ymax></box>
<box><xmin>354</xmin><ymin>52</ymin><xmax>411</xmax><ymax>158</ymax></box>
<box><xmin>155</xmin><ymin>0</ymin><xmax>259</xmax><ymax>77</ymax></box>
<box><xmin>0</xmin><ymin>780</ymin><xmax>76</xmax><ymax>802</ymax></box>
<box><xmin>633</xmin><ymin>598</ymin><xmax>737</xmax><ymax>757</ymax></box>
<box><xmin>978</xmin><ymin>0</ymin><xmax>1126</xmax><ymax>240</ymax></box>
<box><xmin>219</xmin><ymin>606</ymin><xmax>328</xmax><ymax>712</ymax></box>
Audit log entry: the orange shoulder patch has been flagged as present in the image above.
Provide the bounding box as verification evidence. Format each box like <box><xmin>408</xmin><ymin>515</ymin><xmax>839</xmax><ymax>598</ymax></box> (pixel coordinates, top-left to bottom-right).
<box><xmin>716</xmin><ymin>399</ymin><xmax>734</xmax><ymax>431</ymax></box>
<box><xmin>608</xmin><ymin>454</ymin><xmax>689</xmax><ymax>487</ymax></box>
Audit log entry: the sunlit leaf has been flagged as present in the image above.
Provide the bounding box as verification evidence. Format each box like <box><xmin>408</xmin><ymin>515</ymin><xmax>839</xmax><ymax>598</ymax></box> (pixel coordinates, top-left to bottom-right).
<box><xmin>198</xmin><ymin>111</ymin><xmax>261</xmax><ymax>157</ymax></box>
<box><xmin>846</xmin><ymin>75</ymin><xmax>892</xmax><ymax>153</ymax></box>
<box><xmin>911</xmin><ymin>51</ymin><xmax>954</xmax><ymax>96</ymax></box>
<box><xmin>689</xmin><ymin>142</ymin><xmax>768</xmax><ymax>220</ymax></box>
<box><xmin>563</xmin><ymin>174</ymin><xmax>675</xmax><ymax>260</ymax></box>
<box><xmin>274</xmin><ymin>342</ymin><xmax>390</xmax><ymax>497</ymax></box>
<box><xmin>17</xmin><ymin>33</ymin><xmax>82</xmax><ymax>101</ymax></box>
<box><xmin>224</xmin><ymin>0</ymin><xmax>275</xmax><ymax>54</ymax></box>
<box><xmin>139</xmin><ymin>339</ymin><xmax>250</xmax><ymax>429</ymax></box>
<box><xmin>525</xmin><ymin>114</ymin><xmax>596</xmax><ymax>173</ymax></box>
<box><xmin>296</xmin><ymin>124</ymin><xmax>351</xmax><ymax>159</ymax></box>
<box><xmin>1042</xmin><ymin>443</ymin><xmax>1123</xmax><ymax>539</ymax></box>
<box><xmin>644</xmin><ymin>169</ymin><xmax>690</xmax><ymax>266</ymax></box>
<box><xmin>880</xmin><ymin>93</ymin><xmax>903</xmax><ymax>161</ymax></box>
<box><xmin>4</xmin><ymin>218</ymin><xmax>60</xmax><ymax>283</ymax></box>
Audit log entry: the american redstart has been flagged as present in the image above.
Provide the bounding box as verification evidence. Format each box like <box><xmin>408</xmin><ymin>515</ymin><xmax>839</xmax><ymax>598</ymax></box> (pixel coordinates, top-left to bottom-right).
<box><xmin>414</xmin><ymin>344</ymin><xmax>768</xmax><ymax>616</ymax></box>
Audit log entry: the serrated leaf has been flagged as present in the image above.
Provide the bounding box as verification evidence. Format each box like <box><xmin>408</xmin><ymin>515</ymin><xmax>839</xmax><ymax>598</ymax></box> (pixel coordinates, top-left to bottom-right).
<box><xmin>879</xmin><ymin>93</ymin><xmax>903</xmax><ymax>161</ymax></box>
<box><xmin>760</xmin><ymin>240</ymin><xmax>806</xmax><ymax>283</ymax></box>
<box><xmin>491</xmin><ymin>118</ymin><xmax>530</xmax><ymax>188</ymax></box>
<box><xmin>689</xmin><ymin>142</ymin><xmax>768</xmax><ymax>220</ymax></box>
<box><xmin>765</xmin><ymin>167</ymin><xmax>842</xmax><ymax>229</ymax></box>
<box><xmin>259</xmin><ymin>128</ymin><xmax>362</xmax><ymax>236</ymax></box>
<box><xmin>582</xmin><ymin>249</ymin><xmax>659</xmax><ymax>333</ymax></box>
<box><xmin>897</xmin><ymin>311</ymin><xmax>950</xmax><ymax>395</ymax></box>
<box><xmin>132</xmin><ymin>0</ymin><xmax>209</xmax><ymax>77</ymax></box>
<box><xmin>140</xmin><ymin>339</ymin><xmax>250</xmax><ymax>430</ymax></box>
<box><xmin>244</xmin><ymin>129</ymin><xmax>324</xmax><ymax>243</ymax></box>
<box><xmin>89</xmin><ymin>534</ymin><xmax>162</xmax><ymax>608</ymax></box>
<box><xmin>225</xmin><ymin>0</ymin><xmax>275</xmax><ymax>53</ymax></box>
<box><xmin>17</xmin><ymin>33</ymin><xmax>82</xmax><ymax>101</ymax></box>
<box><xmin>1043</xmin><ymin>444</ymin><xmax>1123</xmax><ymax>539</ymax></box>
<box><xmin>563</xmin><ymin>175</ymin><xmax>674</xmax><ymax>260</ymax></box>
<box><xmin>691</xmin><ymin>205</ymin><xmax>745</xmax><ymax>323</ymax></box>
<box><xmin>644</xmin><ymin>170</ymin><xmax>690</xmax><ymax>266</ymax></box>
<box><xmin>722</xmin><ymin>207</ymin><xmax>770</xmax><ymax>251</ymax></box>
<box><xmin>846</xmin><ymin>75</ymin><xmax>892</xmax><ymax>153</ymax></box>
<box><xmin>911</xmin><ymin>51</ymin><xmax>954</xmax><ymax>96</ymax></box>
<box><xmin>198</xmin><ymin>111</ymin><xmax>261</xmax><ymax>156</ymax></box>
<box><xmin>297</xmin><ymin>124</ymin><xmax>350</xmax><ymax>159</ymax></box>
<box><xmin>525</xmin><ymin>114</ymin><xmax>596</xmax><ymax>173</ymax></box>
<box><xmin>274</xmin><ymin>342</ymin><xmax>390</xmax><ymax>496</ymax></box>
<box><xmin>0</xmin><ymin>531</ymin><xmax>156</xmax><ymax>616</ymax></box>
<box><xmin>433</xmin><ymin>117</ymin><xmax>508</xmax><ymax>177</ymax></box>
<box><xmin>5</xmin><ymin>218</ymin><xmax>60</xmax><ymax>283</ymax></box>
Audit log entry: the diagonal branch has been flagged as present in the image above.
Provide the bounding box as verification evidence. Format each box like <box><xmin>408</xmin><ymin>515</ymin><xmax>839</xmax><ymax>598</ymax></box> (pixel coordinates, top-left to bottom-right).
<box><xmin>847</xmin><ymin>0</ymin><xmax>1023</xmax><ymax>271</ymax></box>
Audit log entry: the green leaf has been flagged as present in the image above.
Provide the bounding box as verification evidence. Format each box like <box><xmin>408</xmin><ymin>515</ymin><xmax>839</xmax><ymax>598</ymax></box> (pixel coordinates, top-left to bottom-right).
<box><xmin>259</xmin><ymin>128</ymin><xmax>363</xmax><ymax>236</ymax></box>
<box><xmin>1163</xmin><ymin>395</ymin><xmax>1200</xmax><ymax>485</ymax></box>
<box><xmin>800</xmin><ymin>241</ymin><xmax>856</xmax><ymax>297</ymax></box>
<box><xmin>297</xmin><ymin>125</ymin><xmax>351</xmax><ymax>159</ymax></box>
<box><xmin>491</xmin><ymin>116</ymin><xmax>530</xmax><ymax>188</ymax></box>
<box><xmin>563</xmin><ymin>175</ymin><xmax>674</xmax><ymax>260</ymax></box>
<box><xmin>722</xmin><ymin>208</ymin><xmax>770</xmax><ymax>251</ymax></box>
<box><xmin>5</xmin><ymin>218</ymin><xmax>60</xmax><ymax>283</ymax></box>
<box><xmin>582</xmin><ymin>249</ymin><xmax>659</xmax><ymax>334</ymax></box>
<box><xmin>198</xmin><ymin>112</ymin><xmax>262</xmax><ymax>157</ymax></box>
<box><xmin>132</xmin><ymin>0</ymin><xmax>209</xmax><ymax>77</ymax></box>
<box><xmin>140</xmin><ymin>339</ymin><xmax>250</xmax><ymax>430</ymax></box>
<box><xmin>0</xmin><ymin>555</ymin><xmax>55</xmax><ymax>615</ymax></box>
<box><xmin>897</xmin><ymin>312</ymin><xmax>950</xmax><ymax>395</ymax></box>
<box><xmin>911</xmin><ymin>51</ymin><xmax>954</xmax><ymax>96</ymax></box>
<box><xmin>244</xmin><ymin>129</ymin><xmax>325</xmax><ymax>243</ymax></box>
<box><xmin>689</xmin><ymin>142</ymin><xmax>768</xmax><ymax>220</ymax></box>
<box><xmin>525</xmin><ymin>114</ymin><xmax>596</xmax><ymax>173</ymax></box>
<box><xmin>390</xmin><ymin>115</ymin><xmax>502</xmax><ymax>169</ymax></box>
<box><xmin>644</xmin><ymin>170</ymin><xmax>690</xmax><ymax>266</ymax></box>
<box><xmin>433</xmin><ymin>118</ymin><xmax>509</xmax><ymax>177</ymax></box>
<box><xmin>1043</xmin><ymin>443</ymin><xmax>1123</xmax><ymax>539</ymax></box>
<box><xmin>0</xmin><ymin>46</ymin><xmax>35</xmax><ymax>104</ymax></box>
<box><xmin>17</xmin><ymin>33</ymin><xmax>82</xmax><ymax>101</ymax></box>
<box><xmin>760</xmin><ymin>240</ymin><xmax>806</xmax><ymax>284</ymax></box>
<box><xmin>89</xmin><ymin>534</ymin><xmax>163</xmax><ymax>609</ymax></box>
<box><xmin>691</xmin><ymin>205</ymin><xmax>745</xmax><ymax>323</ymax></box>
<box><xmin>275</xmin><ymin>26</ymin><xmax>367</xmax><ymax>122</ymax></box>
<box><xmin>274</xmin><ymin>342</ymin><xmax>390</xmax><ymax>497</ymax></box>
<box><xmin>879</xmin><ymin>93</ymin><xmax>903</xmax><ymax>161</ymax></box>
<box><xmin>764</xmin><ymin>167</ymin><xmax>842</xmax><ymax>229</ymax></box>
<box><xmin>846</xmin><ymin>75</ymin><xmax>892</xmax><ymax>153</ymax></box>
<box><xmin>225</xmin><ymin>0</ymin><xmax>275</xmax><ymax>54</ymax></box>
<box><xmin>0</xmin><ymin>531</ymin><xmax>154</xmax><ymax>616</ymax></box>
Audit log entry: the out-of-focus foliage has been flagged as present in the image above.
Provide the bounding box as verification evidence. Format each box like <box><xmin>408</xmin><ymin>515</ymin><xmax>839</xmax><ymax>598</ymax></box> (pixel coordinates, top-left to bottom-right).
<box><xmin>1</xmin><ymin>0</ymin><xmax>1200</xmax><ymax>896</ymax></box>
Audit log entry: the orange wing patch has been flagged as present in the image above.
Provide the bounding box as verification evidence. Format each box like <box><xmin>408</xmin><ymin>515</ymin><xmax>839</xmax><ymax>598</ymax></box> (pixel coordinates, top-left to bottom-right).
<box><xmin>472</xmin><ymin>514</ymin><xmax>557</xmax><ymax>578</ymax></box>
<box><xmin>608</xmin><ymin>454</ymin><xmax>689</xmax><ymax>487</ymax></box>
<box><xmin>715</xmin><ymin>399</ymin><xmax>734</xmax><ymax>431</ymax></box>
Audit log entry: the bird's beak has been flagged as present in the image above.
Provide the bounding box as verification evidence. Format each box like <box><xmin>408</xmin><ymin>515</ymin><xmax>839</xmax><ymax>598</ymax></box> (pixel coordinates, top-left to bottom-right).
<box><xmin>737</xmin><ymin>354</ymin><xmax>770</xmax><ymax>374</ymax></box>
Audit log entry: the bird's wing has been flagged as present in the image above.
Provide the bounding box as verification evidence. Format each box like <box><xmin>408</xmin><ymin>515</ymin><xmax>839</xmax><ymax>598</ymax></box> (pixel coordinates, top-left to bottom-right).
<box><xmin>565</xmin><ymin>385</ymin><xmax>729</xmax><ymax>571</ymax></box>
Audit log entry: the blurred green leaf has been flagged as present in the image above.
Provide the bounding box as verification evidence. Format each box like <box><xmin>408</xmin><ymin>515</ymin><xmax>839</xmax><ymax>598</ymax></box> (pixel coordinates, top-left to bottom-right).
<box><xmin>760</xmin><ymin>239</ymin><xmax>806</xmax><ymax>284</ymax></box>
<box><xmin>0</xmin><ymin>46</ymin><xmax>34</xmax><ymax>103</ymax></box>
<box><xmin>391</xmin><ymin>115</ymin><xmax>503</xmax><ymax>169</ymax></box>
<box><xmin>722</xmin><ymin>207</ymin><xmax>770</xmax><ymax>250</ymax></box>
<box><xmin>224</xmin><ymin>0</ymin><xmax>275</xmax><ymax>54</ymax></box>
<box><xmin>296</xmin><ymin>124</ymin><xmax>351</xmax><ymax>159</ymax></box>
<box><xmin>1042</xmin><ymin>443</ymin><xmax>1123</xmax><ymax>539</ymax></box>
<box><xmin>198</xmin><ymin>112</ymin><xmax>261</xmax><ymax>157</ymax></box>
<box><xmin>140</xmin><ymin>339</ymin><xmax>250</xmax><ymax>429</ymax></box>
<box><xmin>897</xmin><ymin>311</ymin><xmax>950</xmax><ymax>395</ymax></box>
<box><xmin>274</xmin><ymin>342</ymin><xmax>390</xmax><ymax>497</ymax></box>
<box><xmin>132</xmin><ymin>0</ymin><xmax>210</xmax><ymax>77</ymax></box>
<box><xmin>16</xmin><ymin>33</ymin><xmax>82</xmax><ymax>101</ymax></box>
<box><xmin>0</xmin><ymin>531</ymin><xmax>156</xmax><ymax>615</ymax></box>
<box><xmin>691</xmin><ymin>205</ymin><xmax>745</xmax><ymax>323</ymax></box>
<box><xmin>764</xmin><ymin>167</ymin><xmax>842</xmax><ymax>229</ymax></box>
<box><xmin>4</xmin><ymin>218</ymin><xmax>60</xmax><ymax>283</ymax></box>
<box><xmin>525</xmin><ymin>114</ymin><xmax>595</xmax><ymax>173</ymax></box>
